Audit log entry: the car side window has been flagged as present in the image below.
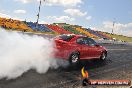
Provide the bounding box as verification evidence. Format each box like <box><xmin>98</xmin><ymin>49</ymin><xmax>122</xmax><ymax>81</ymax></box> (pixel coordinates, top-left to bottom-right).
<box><xmin>86</xmin><ymin>38</ymin><xmax>97</xmax><ymax>46</ymax></box>
<box><xmin>76</xmin><ymin>37</ymin><xmax>97</xmax><ymax>46</ymax></box>
<box><xmin>83</xmin><ymin>38</ymin><xmax>89</xmax><ymax>45</ymax></box>
<box><xmin>76</xmin><ymin>38</ymin><xmax>85</xmax><ymax>45</ymax></box>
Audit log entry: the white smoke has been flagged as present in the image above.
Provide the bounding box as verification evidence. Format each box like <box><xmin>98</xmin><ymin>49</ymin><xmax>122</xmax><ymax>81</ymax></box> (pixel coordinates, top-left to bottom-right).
<box><xmin>0</xmin><ymin>28</ymin><xmax>68</xmax><ymax>79</ymax></box>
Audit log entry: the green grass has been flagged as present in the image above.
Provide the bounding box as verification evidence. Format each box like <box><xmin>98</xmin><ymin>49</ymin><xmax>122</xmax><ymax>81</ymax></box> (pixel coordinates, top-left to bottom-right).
<box><xmin>103</xmin><ymin>32</ymin><xmax>132</xmax><ymax>42</ymax></box>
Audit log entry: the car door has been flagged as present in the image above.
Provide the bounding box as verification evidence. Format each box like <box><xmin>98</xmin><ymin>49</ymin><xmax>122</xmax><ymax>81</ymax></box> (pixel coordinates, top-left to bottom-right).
<box><xmin>86</xmin><ymin>38</ymin><xmax>102</xmax><ymax>58</ymax></box>
<box><xmin>76</xmin><ymin>37</ymin><xmax>92</xmax><ymax>59</ymax></box>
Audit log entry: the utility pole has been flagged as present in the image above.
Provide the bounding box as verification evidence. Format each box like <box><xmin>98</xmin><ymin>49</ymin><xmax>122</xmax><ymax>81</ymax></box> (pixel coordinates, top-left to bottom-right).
<box><xmin>36</xmin><ymin>0</ymin><xmax>45</xmax><ymax>31</ymax></box>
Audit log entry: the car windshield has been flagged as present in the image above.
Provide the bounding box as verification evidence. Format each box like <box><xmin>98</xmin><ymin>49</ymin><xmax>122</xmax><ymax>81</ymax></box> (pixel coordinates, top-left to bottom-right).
<box><xmin>58</xmin><ymin>34</ymin><xmax>75</xmax><ymax>41</ymax></box>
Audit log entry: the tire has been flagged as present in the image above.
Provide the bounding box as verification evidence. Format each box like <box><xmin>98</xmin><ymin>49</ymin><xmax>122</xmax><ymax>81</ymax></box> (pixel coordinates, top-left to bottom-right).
<box><xmin>100</xmin><ymin>52</ymin><xmax>107</xmax><ymax>61</ymax></box>
<box><xmin>69</xmin><ymin>53</ymin><xmax>80</xmax><ymax>65</ymax></box>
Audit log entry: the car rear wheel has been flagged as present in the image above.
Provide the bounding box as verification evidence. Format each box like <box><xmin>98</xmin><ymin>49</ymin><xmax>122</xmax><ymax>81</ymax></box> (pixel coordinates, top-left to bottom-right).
<box><xmin>100</xmin><ymin>52</ymin><xmax>107</xmax><ymax>60</ymax></box>
<box><xmin>69</xmin><ymin>53</ymin><xmax>80</xmax><ymax>65</ymax></box>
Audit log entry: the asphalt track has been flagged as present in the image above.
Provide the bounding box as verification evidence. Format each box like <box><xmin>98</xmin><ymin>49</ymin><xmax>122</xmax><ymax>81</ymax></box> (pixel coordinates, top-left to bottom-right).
<box><xmin>0</xmin><ymin>35</ymin><xmax>132</xmax><ymax>88</ymax></box>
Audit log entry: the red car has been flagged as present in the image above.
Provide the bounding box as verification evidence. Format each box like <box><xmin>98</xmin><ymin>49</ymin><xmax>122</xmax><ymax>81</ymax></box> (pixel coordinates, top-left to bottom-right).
<box><xmin>54</xmin><ymin>34</ymin><xmax>107</xmax><ymax>64</ymax></box>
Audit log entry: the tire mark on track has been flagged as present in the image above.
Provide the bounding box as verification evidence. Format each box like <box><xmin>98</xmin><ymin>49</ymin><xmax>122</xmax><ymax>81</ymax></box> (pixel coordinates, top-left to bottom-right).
<box><xmin>46</xmin><ymin>60</ymin><xmax>132</xmax><ymax>88</ymax></box>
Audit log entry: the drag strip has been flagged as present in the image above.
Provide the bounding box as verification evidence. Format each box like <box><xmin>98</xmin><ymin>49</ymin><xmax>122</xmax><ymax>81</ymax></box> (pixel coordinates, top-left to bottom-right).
<box><xmin>0</xmin><ymin>41</ymin><xmax>132</xmax><ymax>88</ymax></box>
<box><xmin>107</xmin><ymin>49</ymin><xmax>132</xmax><ymax>51</ymax></box>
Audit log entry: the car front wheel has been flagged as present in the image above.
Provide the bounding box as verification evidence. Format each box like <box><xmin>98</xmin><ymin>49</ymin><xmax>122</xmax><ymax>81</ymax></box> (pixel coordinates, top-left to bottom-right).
<box><xmin>100</xmin><ymin>52</ymin><xmax>107</xmax><ymax>60</ymax></box>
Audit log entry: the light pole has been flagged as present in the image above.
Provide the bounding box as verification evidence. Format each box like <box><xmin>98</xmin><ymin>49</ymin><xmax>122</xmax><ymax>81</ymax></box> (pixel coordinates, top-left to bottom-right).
<box><xmin>36</xmin><ymin>0</ymin><xmax>45</xmax><ymax>30</ymax></box>
<box><xmin>112</xmin><ymin>19</ymin><xmax>116</xmax><ymax>34</ymax></box>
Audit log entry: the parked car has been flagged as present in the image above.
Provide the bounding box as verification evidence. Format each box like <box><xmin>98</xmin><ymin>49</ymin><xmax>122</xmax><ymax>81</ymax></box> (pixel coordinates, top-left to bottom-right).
<box><xmin>54</xmin><ymin>34</ymin><xmax>107</xmax><ymax>64</ymax></box>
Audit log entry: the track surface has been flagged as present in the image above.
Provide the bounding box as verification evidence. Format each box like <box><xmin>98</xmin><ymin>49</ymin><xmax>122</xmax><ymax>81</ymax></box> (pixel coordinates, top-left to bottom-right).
<box><xmin>0</xmin><ymin>43</ymin><xmax>132</xmax><ymax>88</ymax></box>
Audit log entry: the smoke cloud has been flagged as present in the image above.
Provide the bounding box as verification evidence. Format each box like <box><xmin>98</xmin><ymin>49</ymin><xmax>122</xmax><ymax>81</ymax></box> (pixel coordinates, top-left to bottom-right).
<box><xmin>0</xmin><ymin>28</ymin><xmax>68</xmax><ymax>79</ymax></box>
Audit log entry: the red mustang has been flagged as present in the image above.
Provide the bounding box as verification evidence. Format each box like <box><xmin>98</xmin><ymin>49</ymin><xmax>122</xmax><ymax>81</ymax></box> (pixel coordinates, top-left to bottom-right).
<box><xmin>54</xmin><ymin>34</ymin><xmax>107</xmax><ymax>64</ymax></box>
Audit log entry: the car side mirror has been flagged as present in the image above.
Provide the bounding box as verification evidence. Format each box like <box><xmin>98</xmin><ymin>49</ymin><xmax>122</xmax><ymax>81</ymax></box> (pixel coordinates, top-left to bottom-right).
<box><xmin>77</xmin><ymin>41</ymin><xmax>84</xmax><ymax>45</ymax></box>
<box><xmin>95</xmin><ymin>44</ymin><xmax>100</xmax><ymax>47</ymax></box>
<box><xmin>78</xmin><ymin>42</ymin><xmax>83</xmax><ymax>45</ymax></box>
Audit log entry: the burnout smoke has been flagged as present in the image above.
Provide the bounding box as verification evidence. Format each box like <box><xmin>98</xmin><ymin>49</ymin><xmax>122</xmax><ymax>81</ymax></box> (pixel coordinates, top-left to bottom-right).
<box><xmin>0</xmin><ymin>28</ymin><xmax>68</xmax><ymax>79</ymax></box>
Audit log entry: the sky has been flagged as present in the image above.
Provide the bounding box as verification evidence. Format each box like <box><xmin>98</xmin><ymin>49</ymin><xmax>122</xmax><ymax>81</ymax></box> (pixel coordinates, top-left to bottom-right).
<box><xmin>0</xmin><ymin>0</ymin><xmax>132</xmax><ymax>37</ymax></box>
